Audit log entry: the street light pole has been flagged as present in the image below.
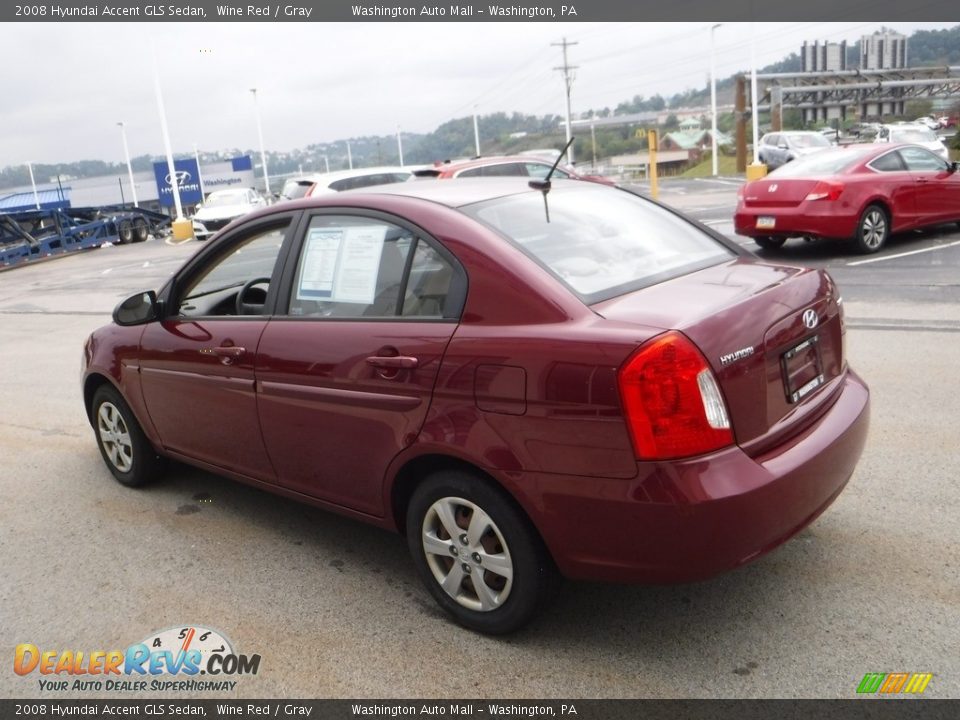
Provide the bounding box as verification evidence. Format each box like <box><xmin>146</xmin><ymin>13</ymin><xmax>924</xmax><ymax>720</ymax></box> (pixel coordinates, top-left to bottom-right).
<box><xmin>750</xmin><ymin>24</ymin><xmax>760</xmax><ymax>165</ymax></box>
<box><xmin>150</xmin><ymin>45</ymin><xmax>188</xmax><ymax>239</ymax></box>
<box><xmin>25</xmin><ymin>161</ymin><xmax>40</xmax><ymax>210</ymax></box>
<box><xmin>193</xmin><ymin>143</ymin><xmax>206</xmax><ymax>199</ymax></box>
<box><xmin>710</xmin><ymin>24</ymin><xmax>722</xmax><ymax>177</ymax></box>
<box><xmin>473</xmin><ymin>106</ymin><xmax>481</xmax><ymax>156</ymax></box>
<box><xmin>250</xmin><ymin>88</ymin><xmax>271</xmax><ymax>196</ymax></box>
<box><xmin>346</xmin><ymin>139</ymin><xmax>353</xmax><ymax>169</ymax></box>
<box><xmin>117</xmin><ymin>122</ymin><xmax>139</xmax><ymax>207</ymax></box>
<box><xmin>396</xmin><ymin>125</ymin><xmax>404</xmax><ymax>166</ymax></box>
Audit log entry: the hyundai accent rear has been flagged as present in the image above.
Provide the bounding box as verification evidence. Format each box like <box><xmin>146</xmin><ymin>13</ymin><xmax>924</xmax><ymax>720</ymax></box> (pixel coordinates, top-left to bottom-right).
<box><xmin>84</xmin><ymin>179</ymin><xmax>869</xmax><ymax>634</ymax></box>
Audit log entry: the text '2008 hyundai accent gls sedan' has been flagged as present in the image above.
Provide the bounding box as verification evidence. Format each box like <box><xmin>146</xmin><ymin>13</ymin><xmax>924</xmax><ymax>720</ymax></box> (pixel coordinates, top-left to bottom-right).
<box><xmin>82</xmin><ymin>178</ymin><xmax>870</xmax><ymax>634</ymax></box>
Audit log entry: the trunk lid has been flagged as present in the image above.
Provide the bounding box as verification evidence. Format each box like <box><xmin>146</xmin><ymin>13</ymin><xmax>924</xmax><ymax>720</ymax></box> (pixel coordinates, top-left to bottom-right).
<box><xmin>742</xmin><ymin>177</ymin><xmax>821</xmax><ymax>208</ymax></box>
<box><xmin>593</xmin><ymin>258</ymin><xmax>846</xmax><ymax>455</ymax></box>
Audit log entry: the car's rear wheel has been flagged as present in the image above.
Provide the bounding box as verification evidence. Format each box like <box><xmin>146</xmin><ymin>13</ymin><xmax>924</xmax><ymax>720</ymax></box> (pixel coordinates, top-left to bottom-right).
<box><xmin>754</xmin><ymin>236</ymin><xmax>786</xmax><ymax>251</ymax></box>
<box><xmin>406</xmin><ymin>471</ymin><xmax>558</xmax><ymax>634</ymax></box>
<box><xmin>856</xmin><ymin>204</ymin><xmax>889</xmax><ymax>254</ymax></box>
<box><xmin>91</xmin><ymin>384</ymin><xmax>164</xmax><ymax>487</ymax></box>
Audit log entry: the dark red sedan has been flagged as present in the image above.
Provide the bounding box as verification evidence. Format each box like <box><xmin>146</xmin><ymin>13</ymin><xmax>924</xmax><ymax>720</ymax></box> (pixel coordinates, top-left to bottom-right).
<box><xmin>83</xmin><ymin>179</ymin><xmax>869</xmax><ymax>633</ymax></box>
<box><xmin>735</xmin><ymin>143</ymin><xmax>960</xmax><ymax>253</ymax></box>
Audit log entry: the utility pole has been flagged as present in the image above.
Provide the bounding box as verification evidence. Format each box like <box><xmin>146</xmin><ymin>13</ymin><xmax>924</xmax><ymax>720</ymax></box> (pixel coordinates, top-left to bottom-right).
<box><xmin>552</xmin><ymin>37</ymin><xmax>578</xmax><ymax>165</ymax></box>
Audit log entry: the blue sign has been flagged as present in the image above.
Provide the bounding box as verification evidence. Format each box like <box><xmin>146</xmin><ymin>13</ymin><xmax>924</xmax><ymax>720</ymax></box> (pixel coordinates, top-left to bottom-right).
<box><xmin>153</xmin><ymin>158</ymin><xmax>203</xmax><ymax>207</ymax></box>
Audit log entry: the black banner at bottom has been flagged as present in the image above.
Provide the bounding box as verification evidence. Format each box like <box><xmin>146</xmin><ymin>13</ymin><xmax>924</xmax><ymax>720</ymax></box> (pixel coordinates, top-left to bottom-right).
<box><xmin>2</xmin><ymin>699</ymin><xmax>958</xmax><ymax>720</ymax></box>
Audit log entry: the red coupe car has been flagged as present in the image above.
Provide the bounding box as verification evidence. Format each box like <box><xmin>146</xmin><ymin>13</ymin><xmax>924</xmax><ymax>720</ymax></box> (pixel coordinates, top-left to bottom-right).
<box><xmin>735</xmin><ymin>143</ymin><xmax>960</xmax><ymax>253</ymax></box>
<box><xmin>83</xmin><ymin>179</ymin><xmax>869</xmax><ymax>633</ymax></box>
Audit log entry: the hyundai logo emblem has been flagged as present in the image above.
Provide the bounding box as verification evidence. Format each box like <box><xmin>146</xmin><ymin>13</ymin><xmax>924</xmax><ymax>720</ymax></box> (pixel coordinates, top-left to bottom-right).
<box><xmin>768</xmin><ymin>184</ymin><xmax>778</xmax><ymax>192</ymax></box>
<box><xmin>802</xmin><ymin>309</ymin><xmax>818</xmax><ymax>329</ymax></box>
<box><xmin>164</xmin><ymin>170</ymin><xmax>192</xmax><ymax>188</ymax></box>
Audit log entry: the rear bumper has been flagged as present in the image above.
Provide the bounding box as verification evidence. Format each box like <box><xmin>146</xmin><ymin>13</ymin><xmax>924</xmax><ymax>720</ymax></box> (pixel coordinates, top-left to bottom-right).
<box><xmin>734</xmin><ymin>204</ymin><xmax>858</xmax><ymax>240</ymax></box>
<box><xmin>510</xmin><ymin>369</ymin><xmax>870</xmax><ymax>583</ymax></box>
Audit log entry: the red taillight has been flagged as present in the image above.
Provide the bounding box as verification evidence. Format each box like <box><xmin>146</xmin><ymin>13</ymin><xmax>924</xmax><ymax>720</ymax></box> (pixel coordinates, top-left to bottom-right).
<box><xmin>617</xmin><ymin>331</ymin><xmax>734</xmax><ymax>460</ymax></box>
<box><xmin>804</xmin><ymin>180</ymin><xmax>844</xmax><ymax>202</ymax></box>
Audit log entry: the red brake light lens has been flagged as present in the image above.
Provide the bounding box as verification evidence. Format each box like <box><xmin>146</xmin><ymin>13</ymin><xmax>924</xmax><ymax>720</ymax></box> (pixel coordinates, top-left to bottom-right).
<box><xmin>617</xmin><ymin>331</ymin><xmax>734</xmax><ymax>460</ymax></box>
<box><xmin>804</xmin><ymin>180</ymin><xmax>844</xmax><ymax>202</ymax></box>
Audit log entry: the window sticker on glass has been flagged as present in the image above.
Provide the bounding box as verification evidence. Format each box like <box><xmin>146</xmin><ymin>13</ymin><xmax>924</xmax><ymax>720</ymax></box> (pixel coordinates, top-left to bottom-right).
<box><xmin>297</xmin><ymin>228</ymin><xmax>343</xmax><ymax>300</ymax></box>
<box><xmin>297</xmin><ymin>225</ymin><xmax>387</xmax><ymax>304</ymax></box>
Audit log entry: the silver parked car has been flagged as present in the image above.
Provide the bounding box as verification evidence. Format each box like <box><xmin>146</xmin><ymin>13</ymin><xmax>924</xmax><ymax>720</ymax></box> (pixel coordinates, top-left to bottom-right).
<box><xmin>757</xmin><ymin>131</ymin><xmax>832</xmax><ymax>170</ymax></box>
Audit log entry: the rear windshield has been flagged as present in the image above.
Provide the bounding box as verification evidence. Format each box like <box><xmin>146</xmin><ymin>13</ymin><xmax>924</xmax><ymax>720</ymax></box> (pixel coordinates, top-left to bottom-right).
<box><xmin>770</xmin><ymin>146</ymin><xmax>875</xmax><ymax>177</ymax></box>
<box><xmin>462</xmin><ymin>184</ymin><xmax>733</xmax><ymax>304</ymax></box>
<box><xmin>889</xmin><ymin>127</ymin><xmax>937</xmax><ymax>143</ymax></box>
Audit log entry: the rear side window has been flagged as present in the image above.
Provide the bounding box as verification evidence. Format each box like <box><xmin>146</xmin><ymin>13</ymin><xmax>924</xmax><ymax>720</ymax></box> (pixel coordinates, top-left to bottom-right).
<box><xmin>287</xmin><ymin>216</ymin><xmax>461</xmax><ymax>319</ymax></box>
<box><xmin>869</xmin><ymin>152</ymin><xmax>907</xmax><ymax>172</ymax></box>
<box><xmin>463</xmin><ymin>185</ymin><xmax>733</xmax><ymax>304</ymax></box>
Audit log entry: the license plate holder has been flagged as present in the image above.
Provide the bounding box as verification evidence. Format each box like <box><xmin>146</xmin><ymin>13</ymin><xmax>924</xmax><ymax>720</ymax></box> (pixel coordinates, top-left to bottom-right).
<box><xmin>756</xmin><ymin>216</ymin><xmax>776</xmax><ymax>229</ymax></box>
<box><xmin>781</xmin><ymin>335</ymin><xmax>824</xmax><ymax>404</ymax></box>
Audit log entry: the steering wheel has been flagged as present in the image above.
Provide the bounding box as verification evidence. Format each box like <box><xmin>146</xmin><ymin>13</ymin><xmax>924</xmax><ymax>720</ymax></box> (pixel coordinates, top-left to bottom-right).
<box><xmin>235</xmin><ymin>277</ymin><xmax>271</xmax><ymax>316</ymax></box>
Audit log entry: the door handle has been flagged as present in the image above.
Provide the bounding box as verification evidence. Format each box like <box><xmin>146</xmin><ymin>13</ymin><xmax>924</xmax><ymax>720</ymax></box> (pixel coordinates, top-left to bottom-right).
<box><xmin>201</xmin><ymin>346</ymin><xmax>247</xmax><ymax>364</ymax></box>
<box><xmin>917</xmin><ymin>178</ymin><xmax>929</xmax><ymax>183</ymax></box>
<box><xmin>366</xmin><ymin>355</ymin><xmax>419</xmax><ymax>369</ymax></box>
<box><xmin>212</xmin><ymin>346</ymin><xmax>246</xmax><ymax>358</ymax></box>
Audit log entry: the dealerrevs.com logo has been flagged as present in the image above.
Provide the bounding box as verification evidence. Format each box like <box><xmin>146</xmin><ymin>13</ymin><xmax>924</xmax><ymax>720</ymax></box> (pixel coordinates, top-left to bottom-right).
<box><xmin>14</xmin><ymin>625</ymin><xmax>261</xmax><ymax>692</ymax></box>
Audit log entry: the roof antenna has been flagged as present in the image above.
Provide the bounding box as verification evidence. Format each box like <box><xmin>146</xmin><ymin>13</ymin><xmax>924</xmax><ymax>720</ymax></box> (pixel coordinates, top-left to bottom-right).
<box><xmin>529</xmin><ymin>137</ymin><xmax>575</xmax><ymax>223</ymax></box>
<box><xmin>529</xmin><ymin>136</ymin><xmax>575</xmax><ymax>192</ymax></box>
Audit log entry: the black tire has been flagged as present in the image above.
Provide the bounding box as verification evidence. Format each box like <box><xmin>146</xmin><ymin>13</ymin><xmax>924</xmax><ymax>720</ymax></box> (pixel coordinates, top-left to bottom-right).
<box><xmin>91</xmin><ymin>384</ymin><xmax>164</xmax><ymax>487</ymax></box>
<box><xmin>855</xmin><ymin>204</ymin><xmax>889</xmax><ymax>254</ymax></box>
<box><xmin>134</xmin><ymin>217</ymin><xmax>150</xmax><ymax>242</ymax></box>
<box><xmin>754</xmin><ymin>236</ymin><xmax>786</xmax><ymax>251</ymax></box>
<box><xmin>117</xmin><ymin>219</ymin><xmax>134</xmax><ymax>244</ymax></box>
<box><xmin>406</xmin><ymin>470</ymin><xmax>559</xmax><ymax>635</ymax></box>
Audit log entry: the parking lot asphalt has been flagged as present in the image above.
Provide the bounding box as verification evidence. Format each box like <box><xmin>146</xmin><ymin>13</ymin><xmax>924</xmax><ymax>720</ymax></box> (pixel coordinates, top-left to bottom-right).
<box><xmin>1</xmin><ymin>181</ymin><xmax>958</xmax><ymax>699</ymax></box>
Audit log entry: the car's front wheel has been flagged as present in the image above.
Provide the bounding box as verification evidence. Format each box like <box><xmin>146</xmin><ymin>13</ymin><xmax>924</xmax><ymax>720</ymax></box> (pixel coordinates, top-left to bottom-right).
<box><xmin>856</xmin><ymin>204</ymin><xmax>889</xmax><ymax>254</ymax></box>
<box><xmin>91</xmin><ymin>384</ymin><xmax>165</xmax><ymax>487</ymax></box>
<box><xmin>406</xmin><ymin>471</ymin><xmax>558</xmax><ymax>634</ymax></box>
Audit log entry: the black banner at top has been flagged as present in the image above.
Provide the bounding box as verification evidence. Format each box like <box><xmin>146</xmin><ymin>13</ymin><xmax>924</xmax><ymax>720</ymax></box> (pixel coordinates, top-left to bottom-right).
<box><xmin>3</xmin><ymin>0</ymin><xmax>960</xmax><ymax>22</ymax></box>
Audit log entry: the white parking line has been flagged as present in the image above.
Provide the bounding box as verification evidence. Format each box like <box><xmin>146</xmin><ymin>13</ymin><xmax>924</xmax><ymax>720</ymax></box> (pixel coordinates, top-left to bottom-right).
<box><xmin>694</xmin><ymin>177</ymin><xmax>745</xmax><ymax>187</ymax></box>
<box><xmin>847</xmin><ymin>239</ymin><xmax>960</xmax><ymax>266</ymax></box>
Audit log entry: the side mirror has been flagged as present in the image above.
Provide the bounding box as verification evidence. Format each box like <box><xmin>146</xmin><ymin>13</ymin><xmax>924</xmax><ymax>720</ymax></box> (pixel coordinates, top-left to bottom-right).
<box><xmin>113</xmin><ymin>290</ymin><xmax>159</xmax><ymax>326</ymax></box>
<box><xmin>777</xmin><ymin>142</ymin><xmax>788</xmax><ymax>150</ymax></box>
<box><xmin>950</xmin><ymin>161</ymin><xmax>959</xmax><ymax>174</ymax></box>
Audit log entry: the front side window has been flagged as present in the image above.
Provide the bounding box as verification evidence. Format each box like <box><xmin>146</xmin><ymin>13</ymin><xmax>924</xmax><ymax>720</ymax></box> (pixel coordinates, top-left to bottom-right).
<box><xmin>899</xmin><ymin>146</ymin><xmax>949</xmax><ymax>173</ymax></box>
<box><xmin>177</xmin><ymin>223</ymin><xmax>289</xmax><ymax>317</ymax></box>
<box><xmin>288</xmin><ymin>216</ymin><xmax>459</xmax><ymax>319</ymax></box>
<box><xmin>463</xmin><ymin>185</ymin><xmax>732</xmax><ymax>304</ymax></box>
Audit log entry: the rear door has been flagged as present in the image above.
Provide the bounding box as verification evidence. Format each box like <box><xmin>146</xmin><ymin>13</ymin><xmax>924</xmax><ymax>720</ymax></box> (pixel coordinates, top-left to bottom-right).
<box><xmin>255</xmin><ymin>212</ymin><xmax>467</xmax><ymax>515</ymax></box>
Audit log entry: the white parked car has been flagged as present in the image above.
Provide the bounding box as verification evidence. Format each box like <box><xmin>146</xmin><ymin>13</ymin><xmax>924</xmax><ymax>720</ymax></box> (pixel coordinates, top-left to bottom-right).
<box><xmin>191</xmin><ymin>188</ymin><xmax>267</xmax><ymax>240</ymax></box>
<box><xmin>875</xmin><ymin>124</ymin><xmax>949</xmax><ymax>161</ymax></box>
<box><xmin>294</xmin><ymin>167</ymin><xmax>414</xmax><ymax>197</ymax></box>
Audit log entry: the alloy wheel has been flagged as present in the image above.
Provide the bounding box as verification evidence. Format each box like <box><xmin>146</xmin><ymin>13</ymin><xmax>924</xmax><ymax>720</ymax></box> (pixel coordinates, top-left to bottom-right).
<box><xmin>97</xmin><ymin>402</ymin><xmax>133</xmax><ymax>473</ymax></box>
<box><xmin>421</xmin><ymin>496</ymin><xmax>514</xmax><ymax>612</ymax></box>
<box><xmin>860</xmin><ymin>209</ymin><xmax>887</xmax><ymax>251</ymax></box>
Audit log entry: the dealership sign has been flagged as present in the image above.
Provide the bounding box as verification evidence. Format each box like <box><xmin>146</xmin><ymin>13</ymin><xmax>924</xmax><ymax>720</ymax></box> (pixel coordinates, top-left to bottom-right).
<box><xmin>153</xmin><ymin>158</ymin><xmax>203</xmax><ymax>207</ymax></box>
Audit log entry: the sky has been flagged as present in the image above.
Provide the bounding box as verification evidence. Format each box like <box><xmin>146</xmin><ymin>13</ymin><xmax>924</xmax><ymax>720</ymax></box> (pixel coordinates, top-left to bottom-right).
<box><xmin>1</xmin><ymin>21</ymin><xmax>954</xmax><ymax>167</ymax></box>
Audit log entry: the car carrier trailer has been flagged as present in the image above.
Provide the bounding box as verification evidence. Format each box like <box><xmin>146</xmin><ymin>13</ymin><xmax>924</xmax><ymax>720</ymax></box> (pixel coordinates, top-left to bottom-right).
<box><xmin>0</xmin><ymin>206</ymin><xmax>171</xmax><ymax>270</ymax></box>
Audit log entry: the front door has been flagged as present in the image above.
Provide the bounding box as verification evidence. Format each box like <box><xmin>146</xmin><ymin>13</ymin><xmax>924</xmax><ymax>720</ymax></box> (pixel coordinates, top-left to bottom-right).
<box><xmin>139</xmin><ymin>218</ymin><xmax>294</xmax><ymax>481</ymax></box>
